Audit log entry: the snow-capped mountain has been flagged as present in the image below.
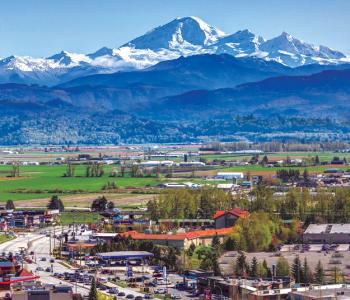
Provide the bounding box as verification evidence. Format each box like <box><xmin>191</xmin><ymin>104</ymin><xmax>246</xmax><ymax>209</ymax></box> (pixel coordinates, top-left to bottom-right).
<box><xmin>123</xmin><ymin>16</ymin><xmax>225</xmax><ymax>50</ymax></box>
<box><xmin>0</xmin><ymin>16</ymin><xmax>348</xmax><ymax>85</ymax></box>
<box><xmin>211</xmin><ymin>29</ymin><xmax>265</xmax><ymax>57</ymax></box>
<box><xmin>259</xmin><ymin>32</ymin><xmax>346</xmax><ymax>67</ymax></box>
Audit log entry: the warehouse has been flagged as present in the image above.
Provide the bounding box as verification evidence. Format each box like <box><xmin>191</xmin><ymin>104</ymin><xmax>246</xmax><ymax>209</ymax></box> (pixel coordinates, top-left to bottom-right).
<box><xmin>303</xmin><ymin>224</ymin><xmax>350</xmax><ymax>244</ymax></box>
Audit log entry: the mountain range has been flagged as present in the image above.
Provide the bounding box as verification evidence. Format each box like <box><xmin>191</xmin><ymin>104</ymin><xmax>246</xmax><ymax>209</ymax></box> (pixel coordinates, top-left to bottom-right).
<box><xmin>0</xmin><ymin>16</ymin><xmax>350</xmax><ymax>145</ymax></box>
<box><xmin>1</xmin><ymin>16</ymin><xmax>349</xmax><ymax>86</ymax></box>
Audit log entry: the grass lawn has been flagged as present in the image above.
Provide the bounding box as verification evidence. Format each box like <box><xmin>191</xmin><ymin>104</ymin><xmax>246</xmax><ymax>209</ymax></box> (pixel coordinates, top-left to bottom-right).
<box><xmin>0</xmin><ymin>164</ymin><xmax>165</xmax><ymax>202</ymax></box>
<box><xmin>0</xmin><ymin>234</ymin><xmax>15</xmax><ymax>244</ymax></box>
<box><xmin>59</xmin><ymin>212</ymin><xmax>101</xmax><ymax>225</ymax></box>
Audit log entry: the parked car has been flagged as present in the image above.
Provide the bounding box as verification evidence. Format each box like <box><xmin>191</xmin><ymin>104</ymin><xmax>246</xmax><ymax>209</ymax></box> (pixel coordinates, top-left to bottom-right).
<box><xmin>155</xmin><ymin>288</ymin><xmax>166</xmax><ymax>294</ymax></box>
<box><xmin>108</xmin><ymin>288</ymin><xmax>118</xmax><ymax>294</ymax></box>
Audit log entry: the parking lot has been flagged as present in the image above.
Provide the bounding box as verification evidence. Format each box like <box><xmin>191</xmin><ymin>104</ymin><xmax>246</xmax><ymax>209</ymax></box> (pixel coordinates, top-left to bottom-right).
<box><xmin>220</xmin><ymin>244</ymin><xmax>350</xmax><ymax>280</ymax></box>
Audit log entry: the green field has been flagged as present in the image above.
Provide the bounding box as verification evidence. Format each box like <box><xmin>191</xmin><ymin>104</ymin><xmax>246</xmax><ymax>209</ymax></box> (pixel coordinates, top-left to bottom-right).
<box><xmin>202</xmin><ymin>151</ymin><xmax>350</xmax><ymax>162</ymax></box>
<box><xmin>59</xmin><ymin>212</ymin><xmax>101</xmax><ymax>225</ymax></box>
<box><xmin>0</xmin><ymin>234</ymin><xmax>14</xmax><ymax>244</ymax></box>
<box><xmin>0</xmin><ymin>164</ymin><xmax>164</xmax><ymax>202</ymax></box>
<box><xmin>1</xmin><ymin>151</ymin><xmax>349</xmax><ymax>203</ymax></box>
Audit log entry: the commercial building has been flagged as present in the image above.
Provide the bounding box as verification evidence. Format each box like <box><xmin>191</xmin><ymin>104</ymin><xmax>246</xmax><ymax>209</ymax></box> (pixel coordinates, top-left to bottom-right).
<box><xmin>96</xmin><ymin>251</ymin><xmax>154</xmax><ymax>266</ymax></box>
<box><xmin>121</xmin><ymin>228</ymin><xmax>232</xmax><ymax>249</ymax></box>
<box><xmin>216</xmin><ymin>172</ymin><xmax>244</xmax><ymax>180</ymax></box>
<box><xmin>12</xmin><ymin>284</ymin><xmax>73</xmax><ymax>300</ymax></box>
<box><xmin>304</xmin><ymin>224</ymin><xmax>350</xmax><ymax>244</ymax></box>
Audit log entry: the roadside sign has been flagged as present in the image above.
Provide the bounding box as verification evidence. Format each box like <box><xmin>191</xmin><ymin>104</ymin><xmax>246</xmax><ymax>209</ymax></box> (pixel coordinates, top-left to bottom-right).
<box><xmin>127</xmin><ymin>265</ymin><xmax>133</xmax><ymax>278</ymax></box>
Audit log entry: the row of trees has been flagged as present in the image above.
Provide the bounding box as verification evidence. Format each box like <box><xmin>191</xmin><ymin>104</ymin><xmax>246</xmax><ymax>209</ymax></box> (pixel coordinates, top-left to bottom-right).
<box><xmin>147</xmin><ymin>187</ymin><xmax>232</xmax><ymax>220</ymax></box>
<box><xmin>231</xmin><ymin>186</ymin><xmax>350</xmax><ymax>224</ymax></box>
<box><xmin>234</xmin><ymin>253</ymin><xmax>328</xmax><ymax>284</ymax></box>
<box><xmin>206</xmin><ymin>141</ymin><xmax>350</xmax><ymax>152</ymax></box>
<box><xmin>147</xmin><ymin>185</ymin><xmax>350</xmax><ymax>231</ymax></box>
<box><xmin>222</xmin><ymin>212</ymin><xmax>299</xmax><ymax>252</ymax></box>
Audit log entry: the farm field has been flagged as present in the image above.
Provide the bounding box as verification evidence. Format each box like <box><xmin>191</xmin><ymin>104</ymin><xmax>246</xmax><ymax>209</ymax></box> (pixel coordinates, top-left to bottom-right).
<box><xmin>0</xmin><ymin>164</ymin><xmax>164</xmax><ymax>202</ymax></box>
<box><xmin>0</xmin><ymin>150</ymin><xmax>349</xmax><ymax>205</ymax></box>
<box><xmin>201</xmin><ymin>151</ymin><xmax>350</xmax><ymax>162</ymax></box>
<box><xmin>13</xmin><ymin>193</ymin><xmax>156</xmax><ymax>208</ymax></box>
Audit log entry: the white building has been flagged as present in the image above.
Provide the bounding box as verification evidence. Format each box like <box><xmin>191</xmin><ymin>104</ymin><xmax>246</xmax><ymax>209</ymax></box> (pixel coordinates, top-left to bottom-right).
<box><xmin>216</xmin><ymin>172</ymin><xmax>244</xmax><ymax>180</ymax></box>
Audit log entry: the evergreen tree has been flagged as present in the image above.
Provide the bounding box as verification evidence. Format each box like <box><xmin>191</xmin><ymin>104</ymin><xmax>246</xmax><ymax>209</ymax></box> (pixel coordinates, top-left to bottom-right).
<box><xmin>236</xmin><ymin>252</ymin><xmax>247</xmax><ymax>277</ymax></box>
<box><xmin>47</xmin><ymin>195</ymin><xmax>64</xmax><ymax>212</ymax></box>
<box><xmin>291</xmin><ymin>256</ymin><xmax>302</xmax><ymax>283</ymax></box>
<box><xmin>263</xmin><ymin>259</ymin><xmax>272</xmax><ymax>278</ymax></box>
<box><xmin>314</xmin><ymin>260</ymin><xmax>325</xmax><ymax>284</ymax></box>
<box><xmin>250</xmin><ymin>257</ymin><xmax>258</xmax><ymax>278</ymax></box>
<box><xmin>315</xmin><ymin>155</ymin><xmax>320</xmax><ymax>165</ymax></box>
<box><xmin>88</xmin><ymin>277</ymin><xmax>98</xmax><ymax>300</ymax></box>
<box><xmin>224</xmin><ymin>237</ymin><xmax>235</xmax><ymax>251</ymax></box>
<box><xmin>302</xmin><ymin>257</ymin><xmax>313</xmax><ymax>284</ymax></box>
<box><xmin>5</xmin><ymin>200</ymin><xmax>15</xmax><ymax>210</ymax></box>
<box><xmin>211</xmin><ymin>234</ymin><xmax>221</xmax><ymax>255</ymax></box>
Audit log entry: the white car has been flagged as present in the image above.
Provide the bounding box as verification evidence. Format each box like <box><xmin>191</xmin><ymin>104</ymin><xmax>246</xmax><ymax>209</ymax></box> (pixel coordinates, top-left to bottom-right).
<box><xmin>98</xmin><ymin>277</ymin><xmax>108</xmax><ymax>283</ymax></box>
<box><xmin>155</xmin><ymin>288</ymin><xmax>166</xmax><ymax>294</ymax></box>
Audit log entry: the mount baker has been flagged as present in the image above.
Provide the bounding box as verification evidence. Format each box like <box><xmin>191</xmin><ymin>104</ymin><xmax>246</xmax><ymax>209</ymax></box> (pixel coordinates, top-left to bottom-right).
<box><xmin>0</xmin><ymin>16</ymin><xmax>348</xmax><ymax>85</ymax></box>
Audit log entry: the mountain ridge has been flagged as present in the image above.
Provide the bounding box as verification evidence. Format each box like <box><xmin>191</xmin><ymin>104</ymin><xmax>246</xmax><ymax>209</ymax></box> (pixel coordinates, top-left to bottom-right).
<box><xmin>0</xmin><ymin>16</ymin><xmax>348</xmax><ymax>85</ymax></box>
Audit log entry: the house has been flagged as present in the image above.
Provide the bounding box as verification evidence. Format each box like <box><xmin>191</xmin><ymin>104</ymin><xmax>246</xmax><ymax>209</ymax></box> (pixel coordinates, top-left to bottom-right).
<box><xmin>213</xmin><ymin>208</ymin><xmax>249</xmax><ymax>229</ymax></box>
<box><xmin>217</xmin><ymin>183</ymin><xmax>237</xmax><ymax>192</ymax></box>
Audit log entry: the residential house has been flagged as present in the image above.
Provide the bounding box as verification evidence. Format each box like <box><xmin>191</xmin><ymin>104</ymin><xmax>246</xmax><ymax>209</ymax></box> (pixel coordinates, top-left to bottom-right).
<box><xmin>213</xmin><ymin>208</ymin><xmax>249</xmax><ymax>229</ymax></box>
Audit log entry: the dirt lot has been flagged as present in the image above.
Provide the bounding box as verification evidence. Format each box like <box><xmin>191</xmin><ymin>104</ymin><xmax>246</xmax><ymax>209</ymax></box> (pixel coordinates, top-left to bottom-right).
<box><xmin>15</xmin><ymin>193</ymin><xmax>158</xmax><ymax>208</ymax></box>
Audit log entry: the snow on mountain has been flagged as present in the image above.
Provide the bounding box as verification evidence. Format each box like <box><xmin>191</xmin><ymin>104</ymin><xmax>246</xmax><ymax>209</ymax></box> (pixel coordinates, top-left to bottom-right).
<box><xmin>259</xmin><ymin>32</ymin><xmax>346</xmax><ymax>67</ymax></box>
<box><xmin>211</xmin><ymin>29</ymin><xmax>264</xmax><ymax>57</ymax></box>
<box><xmin>123</xmin><ymin>16</ymin><xmax>225</xmax><ymax>51</ymax></box>
<box><xmin>47</xmin><ymin>51</ymin><xmax>91</xmax><ymax>66</ymax></box>
<box><xmin>0</xmin><ymin>16</ymin><xmax>348</xmax><ymax>85</ymax></box>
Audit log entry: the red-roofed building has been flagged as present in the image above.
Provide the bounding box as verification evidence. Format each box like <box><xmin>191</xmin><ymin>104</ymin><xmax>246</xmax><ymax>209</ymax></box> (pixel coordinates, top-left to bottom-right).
<box><xmin>213</xmin><ymin>208</ymin><xmax>249</xmax><ymax>229</ymax></box>
<box><xmin>121</xmin><ymin>228</ymin><xmax>232</xmax><ymax>249</ymax></box>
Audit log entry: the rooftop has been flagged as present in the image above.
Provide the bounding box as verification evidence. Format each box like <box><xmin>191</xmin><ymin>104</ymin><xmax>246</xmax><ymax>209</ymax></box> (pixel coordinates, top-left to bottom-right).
<box><xmin>97</xmin><ymin>251</ymin><xmax>154</xmax><ymax>259</ymax></box>
<box><xmin>305</xmin><ymin>224</ymin><xmax>350</xmax><ymax>234</ymax></box>
<box><xmin>121</xmin><ymin>228</ymin><xmax>232</xmax><ymax>241</ymax></box>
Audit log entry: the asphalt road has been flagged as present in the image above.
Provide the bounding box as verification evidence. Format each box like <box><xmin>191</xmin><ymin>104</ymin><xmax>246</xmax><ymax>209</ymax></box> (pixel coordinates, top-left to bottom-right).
<box><xmin>0</xmin><ymin>230</ymin><xmax>148</xmax><ymax>298</ymax></box>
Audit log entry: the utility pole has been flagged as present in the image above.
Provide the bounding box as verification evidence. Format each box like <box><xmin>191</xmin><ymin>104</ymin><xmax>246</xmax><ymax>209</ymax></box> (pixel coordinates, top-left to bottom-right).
<box><xmin>49</xmin><ymin>232</ymin><xmax>52</xmax><ymax>255</ymax></box>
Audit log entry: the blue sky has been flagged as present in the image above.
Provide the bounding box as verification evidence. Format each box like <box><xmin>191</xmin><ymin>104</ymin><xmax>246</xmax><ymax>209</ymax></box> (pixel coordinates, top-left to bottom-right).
<box><xmin>0</xmin><ymin>0</ymin><xmax>349</xmax><ymax>57</ymax></box>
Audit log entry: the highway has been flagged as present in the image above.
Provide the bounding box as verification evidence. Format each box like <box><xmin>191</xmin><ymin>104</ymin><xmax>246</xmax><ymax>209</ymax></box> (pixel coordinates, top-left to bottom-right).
<box><xmin>0</xmin><ymin>230</ymin><xmax>146</xmax><ymax>298</ymax></box>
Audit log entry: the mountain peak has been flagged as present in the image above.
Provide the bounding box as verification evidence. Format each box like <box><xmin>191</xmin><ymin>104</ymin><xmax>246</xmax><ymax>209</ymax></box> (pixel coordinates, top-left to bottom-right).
<box><xmin>48</xmin><ymin>51</ymin><xmax>90</xmax><ymax>66</ymax></box>
<box><xmin>123</xmin><ymin>16</ymin><xmax>225</xmax><ymax>50</ymax></box>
